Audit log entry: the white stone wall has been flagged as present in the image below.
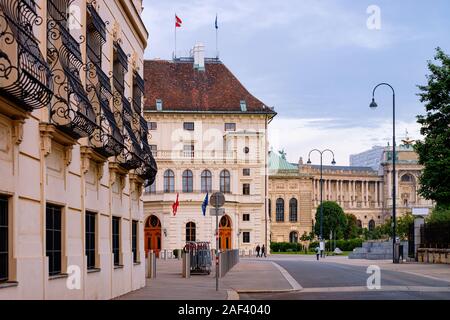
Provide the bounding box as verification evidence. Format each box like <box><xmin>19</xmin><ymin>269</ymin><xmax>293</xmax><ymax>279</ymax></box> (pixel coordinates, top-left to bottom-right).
<box><xmin>0</xmin><ymin>0</ymin><xmax>148</xmax><ymax>299</ymax></box>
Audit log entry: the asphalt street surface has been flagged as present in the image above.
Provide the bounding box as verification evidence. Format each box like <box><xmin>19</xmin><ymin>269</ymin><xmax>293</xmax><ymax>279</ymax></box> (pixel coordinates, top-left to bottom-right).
<box><xmin>240</xmin><ymin>258</ymin><xmax>450</xmax><ymax>300</ymax></box>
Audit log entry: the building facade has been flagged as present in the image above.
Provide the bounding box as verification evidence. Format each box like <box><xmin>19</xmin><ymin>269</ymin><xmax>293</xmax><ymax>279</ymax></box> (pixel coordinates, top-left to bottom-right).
<box><xmin>269</xmin><ymin>139</ymin><xmax>433</xmax><ymax>243</ymax></box>
<box><xmin>143</xmin><ymin>47</ymin><xmax>276</xmax><ymax>255</ymax></box>
<box><xmin>0</xmin><ymin>0</ymin><xmax>156</xmax><ymax>299</ymax></box>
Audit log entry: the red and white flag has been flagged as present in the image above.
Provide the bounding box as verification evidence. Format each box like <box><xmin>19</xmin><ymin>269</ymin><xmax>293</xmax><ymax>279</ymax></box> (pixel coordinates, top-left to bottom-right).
<box><xmin>175</xmin><ymin>14</ymin><xmax>182</xmax><ymax>28</ymax></box>
<box><xmin>172</xmin><ymin>193</ymin><xmax>179</xmax><ymax>216</ymax></box>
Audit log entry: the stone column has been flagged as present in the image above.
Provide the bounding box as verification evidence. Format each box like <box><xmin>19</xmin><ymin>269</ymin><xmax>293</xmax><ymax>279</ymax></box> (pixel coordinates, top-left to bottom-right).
<box><xmin>351</xmin><ymin>180</ymin><xmax>355</xmax><ymax>207</ymax></box>
<box><xmin>375</xmin><ymin>181</ymin><xmax>379</xmax><ymax>207</ymax></box>
<box><xmin>365</xmin><ymin>180</ymin><xmax>369</xmax><ymax>207</ymax></box>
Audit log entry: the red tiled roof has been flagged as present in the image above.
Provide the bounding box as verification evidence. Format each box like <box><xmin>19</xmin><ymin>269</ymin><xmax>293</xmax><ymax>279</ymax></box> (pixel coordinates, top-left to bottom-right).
<box><xmin>143</xmin><ymin>59</ymin><xmax>275</xmax><ymax>114</ymax></box>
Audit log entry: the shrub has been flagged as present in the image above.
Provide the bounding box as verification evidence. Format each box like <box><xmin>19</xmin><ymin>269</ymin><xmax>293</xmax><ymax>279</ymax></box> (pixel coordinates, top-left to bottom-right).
<box><xmin>270</xmin><ymin>242</ymin><xmax>303</xmax><ymax>252</ymax></box>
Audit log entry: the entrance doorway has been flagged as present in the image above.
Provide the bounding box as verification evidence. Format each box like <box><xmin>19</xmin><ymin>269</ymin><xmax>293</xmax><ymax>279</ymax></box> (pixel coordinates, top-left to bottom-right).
<box><xmin>145</xmin><ymin>215</ymin><xmax>161</xmax><ymax>257</ymax></box>
<box><xmin>219</xmin><ymin>215</ymin><xmax>232</xmax><ymax>250</ymax></box>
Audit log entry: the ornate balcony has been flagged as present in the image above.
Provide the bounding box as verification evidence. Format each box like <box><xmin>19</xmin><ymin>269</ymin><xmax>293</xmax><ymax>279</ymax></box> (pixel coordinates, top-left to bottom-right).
<box><xmin>136</xmin><ymin>116</ymin><xmax>157</xmax><ymax>186</ymax></box>
<box><xmin>47</xmin><ymin>0</ymin><xmax>97</xmax><ymax>139</ymax></box>
<box><xmin>0</xmin><ymin>0</ymin><xmax>53</xmax><ymax>113</ymax></box>
<box><xmin>120</xmin><ymin>114</ymin><xmax>145</xmax><ymax>170</ymax></box>
<box><xmin>132</xmin><ymin>71</ymin><xmax>144</xmax><ymax>114</ymax></box>
<box><xmin>84</xmin><ymin>4</ymin><xmax>124</xmax><ymax>158</ymax></box>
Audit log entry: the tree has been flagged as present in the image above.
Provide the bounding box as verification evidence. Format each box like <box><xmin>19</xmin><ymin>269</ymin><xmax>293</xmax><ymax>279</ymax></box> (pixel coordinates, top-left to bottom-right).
<box><xmin>427</xmin><ymin>204</ymin><xmax>450</xmax><ymax>224</ymax></box>
<box><xmin>397</xmin><ymin>212</ymin><xmax>415</xmax><ymax>239</ymax></box>
<box><xmin>344</xmin><ymin>214</ymin><xmax>360</xmax><ymax>239</ymax></box>
<box><xmin>314</xmin><ymin>201</ymin><xmax>347</xmax><ymax>240</ymax></box>
<box><xmin>415</xmin><ymin>47</ymin><xmax>450</xmax><ymax>207</ymax></box>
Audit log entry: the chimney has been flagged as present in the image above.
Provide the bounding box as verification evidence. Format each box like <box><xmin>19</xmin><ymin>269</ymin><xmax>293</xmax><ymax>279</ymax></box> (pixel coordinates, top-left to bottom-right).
<box><xmin>193</xmin><ymin>42</ymin><xmax>205</xmax><ymax>71</ymax></box>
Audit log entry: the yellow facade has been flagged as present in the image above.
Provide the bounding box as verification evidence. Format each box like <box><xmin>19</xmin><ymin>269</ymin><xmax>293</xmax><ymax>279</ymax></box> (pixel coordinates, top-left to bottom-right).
<box><xmin>268</xmin><ymin>145</ymin><xmax>433</xmax><ymax>243</ymax></box>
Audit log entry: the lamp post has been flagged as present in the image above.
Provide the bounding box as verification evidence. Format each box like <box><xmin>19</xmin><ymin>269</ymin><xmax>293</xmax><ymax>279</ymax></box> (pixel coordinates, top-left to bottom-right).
<box><xmin>307</xmin><ymin>149</ymin><xmax>336</xmax><ymax>244</ymax></box>
<box><xmin>370</xmin><ymin>82</ymin><xmax>399</xmax><ymax>264</ymax></box>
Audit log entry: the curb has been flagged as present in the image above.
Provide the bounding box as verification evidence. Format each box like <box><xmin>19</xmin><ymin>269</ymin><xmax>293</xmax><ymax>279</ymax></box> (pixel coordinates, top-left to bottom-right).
<box><xmin>230</xmin><ymin>261</ymin><xmax>304</xmax><ymax>295</ymax></box>
<box><xmin>226</xmin><ymin>289</ymin><xmax>240</xmax><ymax>300</ymax></box>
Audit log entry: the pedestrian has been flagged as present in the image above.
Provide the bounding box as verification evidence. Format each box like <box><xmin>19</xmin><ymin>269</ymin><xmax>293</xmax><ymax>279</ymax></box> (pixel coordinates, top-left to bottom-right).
<box><xmin>315</xmin><ymin>246</ymin><xmax>320</xmax><ymax>261</ymax></box>
<box><xmin>261</xmin><ymin>244</ymin><xmax>266</xmax><ymax>257</ymax></box>
<box><xmin>256</xmin><ymin>244</ymin><xmax>261</xmax><ymax>257</ymax></box>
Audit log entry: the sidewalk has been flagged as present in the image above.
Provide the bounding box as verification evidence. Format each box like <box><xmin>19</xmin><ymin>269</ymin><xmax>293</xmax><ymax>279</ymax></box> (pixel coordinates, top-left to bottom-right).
<box><xmin>116</xmin><ymin>257</ymin><xmax>296</xmax><ymax>300</ymax></box>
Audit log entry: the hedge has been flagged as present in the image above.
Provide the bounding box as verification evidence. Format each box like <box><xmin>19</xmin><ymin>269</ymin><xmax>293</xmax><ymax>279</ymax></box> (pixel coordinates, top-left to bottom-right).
<box><xmin>270</xmin><ymin>242</ymin><xmax>305</xmax><ymax>252</ymax></box>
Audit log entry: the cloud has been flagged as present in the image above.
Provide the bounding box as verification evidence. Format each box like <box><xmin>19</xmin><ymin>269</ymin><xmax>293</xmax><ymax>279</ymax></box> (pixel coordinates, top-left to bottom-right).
<box><xmin>141</xmin><ymin>0</ymin><xmax>405</xmax><ymax>59</ymax></box>
<box><xmin>269</xmin><ymin>116</ymin><xmax>422</xmax><ymax>165</ymax></box>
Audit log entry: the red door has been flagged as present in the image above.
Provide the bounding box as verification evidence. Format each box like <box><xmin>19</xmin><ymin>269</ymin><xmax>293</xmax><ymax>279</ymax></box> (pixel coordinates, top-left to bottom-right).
<box><xmin>145</xmin><ymin>215</ymin><xmax>161</xmax><ymax>257</ymax></box>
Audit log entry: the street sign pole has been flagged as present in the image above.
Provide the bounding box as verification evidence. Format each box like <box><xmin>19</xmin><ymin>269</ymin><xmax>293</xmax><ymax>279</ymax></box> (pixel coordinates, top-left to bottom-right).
<box><xmin>215</xmin><ymin>204</ymin><xmax>219</xmax><ymax>291</ymax></box>
<box><xmin>210</xmin><ymin>192</ymin><xmax>224</xmax><ymax>292</ymax></box>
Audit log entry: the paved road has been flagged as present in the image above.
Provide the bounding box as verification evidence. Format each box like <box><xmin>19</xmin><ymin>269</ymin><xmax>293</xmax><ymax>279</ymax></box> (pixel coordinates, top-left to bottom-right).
<box><xmin>240</xmin><ymin>257</ymin><xmax>450</xmax><ymax>300</ymax></box>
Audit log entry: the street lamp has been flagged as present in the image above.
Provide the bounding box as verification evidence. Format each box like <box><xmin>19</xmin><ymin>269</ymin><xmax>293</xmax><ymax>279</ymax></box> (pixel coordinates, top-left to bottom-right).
<box><xmin>370</xmin><ymin>82</ymin><xmax>399</xmax><ymax>264</ymax></box>
<box><xmin>307</xmin><ymin>149</ymin><xmax>336</xmax><ymax>243</ymax></box>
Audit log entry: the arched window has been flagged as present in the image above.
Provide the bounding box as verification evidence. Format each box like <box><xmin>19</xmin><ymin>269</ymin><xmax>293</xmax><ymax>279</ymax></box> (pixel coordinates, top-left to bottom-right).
<box><xmin>401</xmin><ymin>174</ymin><xmax>413</xmax><ymax>182</ymax></box>
<box><xmin>220</xmin><ymin>170</ymin><xmax>231</xmax><ymax>194</ymax></box>
<box><xmin>182</xmin><ymin>170</ymin><xmax>193</xmax><ymax>193</ymax></box>
<box><xmin>356</xmin><ymin>219</ymin><xmax>362</xmax><ymax>228</ymax></box>
<box><xmin>276</xmin><ymin>198</ymin><xmax>284</xmax><ymax>222</ymax></box>
<box><xmin>289</xmin><ymin>231</ymin><xmax>298</xmax><ymax>243</ymax></box>
<box><xmin>201</xmin><ymin>170</ymin><xmax>212</xmax><ymax>193</ymax></box>
<box><xmin>368</xmin><ymin>219</ymin><xmax>375</xmax><ymax>231</ymax></box>
<box><xmin>289</xmin><ymin>198</ymin><xmax>298</xmax><ymax>222</ymax></box>
<box><xmin>186</xmin><ymin>222</ymin><xmax>196</xmax><ymax>242</ymax></box>
<box><xmin>163</xmin><ymin>170</ymin><xmax>174</xmax><ymax>193</ymax></box>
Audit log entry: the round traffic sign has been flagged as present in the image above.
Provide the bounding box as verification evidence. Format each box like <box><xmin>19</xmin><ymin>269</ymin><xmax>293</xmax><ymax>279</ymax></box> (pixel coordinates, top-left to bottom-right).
<box><xmin>210</xmin><ymin>192</ymin><xmax>225</xmax><ymax>207</ymax></box>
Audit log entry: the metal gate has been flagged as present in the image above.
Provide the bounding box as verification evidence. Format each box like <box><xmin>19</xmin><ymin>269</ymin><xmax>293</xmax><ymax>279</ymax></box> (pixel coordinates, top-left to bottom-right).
<box><xmin>408</xmin><ymin>222</ymin><xmax>415</xmax><ymax>258</ymax></box>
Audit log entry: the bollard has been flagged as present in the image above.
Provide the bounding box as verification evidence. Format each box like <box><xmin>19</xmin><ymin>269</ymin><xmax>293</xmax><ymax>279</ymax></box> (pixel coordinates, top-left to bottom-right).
<box><xmin>147</xmin><ymin>250</ymin><xmax>156</xmax><ymax>278</ymax></box>
<box><xmin>182</xmin><ymin>251</ymin><xmax>190</xmax><ymax>278</ymax></box>
<box><xmin>164</xmin><ymin>249</ymin><xmax>168</xmax><ymax>260</ymax></box>
<box><xmin>177</xmin><ymin>249</ymin><xmax>181</xmax><ymax>260</ymax></box>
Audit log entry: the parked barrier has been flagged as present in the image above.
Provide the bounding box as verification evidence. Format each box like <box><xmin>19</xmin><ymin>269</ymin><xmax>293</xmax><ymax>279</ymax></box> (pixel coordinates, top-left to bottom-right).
<box><xmin>219</xmin><ymin>249</ymin><xmax>239</xmax><ymax>278</ymax></box>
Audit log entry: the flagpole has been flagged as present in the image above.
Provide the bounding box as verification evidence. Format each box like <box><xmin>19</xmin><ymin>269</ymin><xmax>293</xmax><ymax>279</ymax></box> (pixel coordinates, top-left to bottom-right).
<box><xmin>215</xmin><ymin>14</ymin><xmax>218</xmax><ymax>59</ymax></box>
<box><xmin>174</xmin><ymin>13</ymin><xmax>177</xmax><ymax>59</ymax></box>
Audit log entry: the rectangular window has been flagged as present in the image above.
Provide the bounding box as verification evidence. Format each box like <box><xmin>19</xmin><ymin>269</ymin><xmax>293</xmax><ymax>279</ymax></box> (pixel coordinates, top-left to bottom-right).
<box><xmin>46</xmin><ymin>204</ymin><xmax>62</xmax><ymax>276</ymax></box>
<box><xmin>0</xmin><ymin>196</ymin><xmax>8</xmax><ymax>282</ymax></box>
<box><xmin>183</xmin><ymin>122</ymin><xmax>194</xmax><ymax>131</ymax></box>
<box><xmin>243</xmin><ymin>214</ymin><xmax>250</xmax><ymax>222</ymax></box>
<box><xmin>183</xmin><ymin>144</ymin><xmax>194</xmax><ymax>158</ymax></box>
<box><xmin>132</xmin><ymin>220</ymin><xmax>138</xmax><ymax>263</ymax></box>
<box><xmin>150</xmin><ymin>145</ymin><xmax>157</xmax><ymax>153</ymax></box>
<box><xmin>243</xmin><ymin>168</ymin><xmax>250</xmax><ymax>176</ymax></box>
<box><xmin>85</xmin><ymin>212</ymin><xmax>96</xmax><ymax>270</ymax></box>
<box><xmin>243</xmin><ymin>232</ymin><xmax>250</xmax><ymax>243</ymax></box>
<box><xmin>243</xmin><ymin>183</ymin><xmax>250</xmax><ymax>195</ymax></box>
<box><xmin>112</xmin><ymin>217</ymin><xmax>120</xmax><ymax>266</ymax></box>
<box><xmin>225</xmin><ymin>123</ymin><xmax>236</xmax><ymax>131</ymax></box>
<box><xmin>148</xmin><ymin>122</ymin><xmax>157</xmax><ymax>130</ymax></box>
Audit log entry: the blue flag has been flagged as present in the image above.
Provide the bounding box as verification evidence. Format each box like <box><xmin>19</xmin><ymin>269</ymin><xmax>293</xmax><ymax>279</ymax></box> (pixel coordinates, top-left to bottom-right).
<box><xmin>215</xmin><ymin>14</ymin><xmax>218</xmax><ymax>29</ymax></box>
<box><xmin>201</xmin><ymin>192</ymin><xmax>209</xmax><ymax>216</ymax></box>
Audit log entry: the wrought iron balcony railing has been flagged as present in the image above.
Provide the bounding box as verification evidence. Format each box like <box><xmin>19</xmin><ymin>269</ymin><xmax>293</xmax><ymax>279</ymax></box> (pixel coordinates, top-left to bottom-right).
<box><xmin>136</xmin><ymin>115</ymin><xmax>157</xmax><ymax>186</ymax></box>
<box><xmin>47</xmin><ymin>1</ymin><xmax>98</xmax><ymax>139</ymax></box>
<box><xmin>132</xmin><ymin>71</ymin><xmax>144</xmax><ymax>114</ymax></box>
<box><xmin>0</xmin><ymin>0</ymin><xmax>53</xmax><ymax>111</ymax></box>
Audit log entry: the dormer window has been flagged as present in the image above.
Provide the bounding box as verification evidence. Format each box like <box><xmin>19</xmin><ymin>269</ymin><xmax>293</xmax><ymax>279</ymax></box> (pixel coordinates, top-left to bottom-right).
<box><xmin>156</xmin><ymin>99</ymin><xmax>163</xmax><ymax>111</ymax></box>
<box><xmin>240</xmin><ymin>100</ymin><xmax>247</xmax><ymax>112</ymax></box>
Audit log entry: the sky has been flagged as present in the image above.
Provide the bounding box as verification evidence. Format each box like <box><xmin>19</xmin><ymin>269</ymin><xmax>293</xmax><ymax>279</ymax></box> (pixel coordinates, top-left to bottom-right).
<box><xmin>141</xmin><ymin>0</ymin><xmax>450</xmax><ymax>165</ymax></box>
